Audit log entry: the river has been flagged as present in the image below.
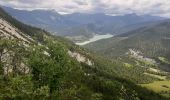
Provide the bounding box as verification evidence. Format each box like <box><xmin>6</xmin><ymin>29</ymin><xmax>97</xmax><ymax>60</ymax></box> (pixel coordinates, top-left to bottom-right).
<box><xmin>75</xmin><ymin>34</ymin><xmax>114</xmax><ymax>45</ymax></box>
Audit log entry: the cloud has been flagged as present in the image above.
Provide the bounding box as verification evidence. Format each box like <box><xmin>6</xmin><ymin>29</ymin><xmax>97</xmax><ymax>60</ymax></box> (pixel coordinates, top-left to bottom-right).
<box><xmin>0</xmin><ymin>0</ymin><xmax>170</xmax><ymax>17</ymax></box>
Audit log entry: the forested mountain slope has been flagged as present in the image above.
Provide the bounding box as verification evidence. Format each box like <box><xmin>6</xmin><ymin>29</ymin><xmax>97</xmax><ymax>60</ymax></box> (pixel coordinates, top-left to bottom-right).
<box><xmin>85</xmin><ymin>20</ymin><xmax>170</xmax><ymax>60</ymax></box>
<box><xmin>84</xmin><ymin>20</ymin><xmax>170</xmax><ymax>97</ymax></box>
<box><xmin>85</xmin><ymin>20</ymin><xmax>170</xmax><ymax>76</ymax></box>
<box><xmin>0</xmin><ymin>7</ymin><xmax>169</xmax><ymax>100</ymax></box>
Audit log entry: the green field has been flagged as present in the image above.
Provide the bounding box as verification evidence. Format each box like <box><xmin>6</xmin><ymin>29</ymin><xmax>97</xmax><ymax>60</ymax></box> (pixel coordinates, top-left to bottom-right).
<box><xmin>158</xmin><ymin>57</ymin><xmax>170</xmax><ymax>65</ymax></box>
<box><xmin>141</xmin><ymin>81</ymin><xmax>170</xmax><ymax>97</ymax></box>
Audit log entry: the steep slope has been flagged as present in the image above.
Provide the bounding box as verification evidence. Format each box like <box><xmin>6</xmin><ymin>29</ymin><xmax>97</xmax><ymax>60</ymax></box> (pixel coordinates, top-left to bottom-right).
<box><xmin>85</xmin><ymin>20</ymin><xmax>170</xmax><ymax>74</ymax></box>
<box><xmin>2</xmin><ymin>6</ymin><xmax>165</xmax><ymax>42</ymax></box>
<box><xmin>85</xmin><ymin>20</ymin><xmax>170</xmax><ymax>97</ymax></box>
<box><xmin>85</xmin><ymin>20</ymin><xmax>170</xmax><ymax>58</ymax></box>
<box><xmin>0</xmin><ymin>7</ymin><xmax>169</xmax><ymax>100</ymax></box>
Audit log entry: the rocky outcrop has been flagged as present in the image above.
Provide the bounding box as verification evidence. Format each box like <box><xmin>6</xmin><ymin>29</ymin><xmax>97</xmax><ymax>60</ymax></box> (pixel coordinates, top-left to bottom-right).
<box><xmin>127</xmin><ymin>49</ymin><xmax>156</xmax><ymax>65</ymax></box>
<box><xmin>0</xmin><ymin>18</ymin><xmax>33</xmax><ymax>43</ymax></box>
<box><xmin>68</xmin><ymin>50</ymin><xmax>93</xmax><ymax>66</ymax></box>
<box><xmin>0</xmin><ymin>17</ymin><xmax>31</xmax><ymax>75</ymax></box>
<box><xmin>1</xmin><ymin>49</ymin><xmax>30</xmax><ymax>75</ymax></box>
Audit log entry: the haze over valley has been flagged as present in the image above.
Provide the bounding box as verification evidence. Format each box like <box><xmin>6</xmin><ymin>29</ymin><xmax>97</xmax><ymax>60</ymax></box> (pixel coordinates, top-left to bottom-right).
<box><xmin>2</xmin><ymin>6</ymin><xmax>166</xmax><ymax>43</ymax></box>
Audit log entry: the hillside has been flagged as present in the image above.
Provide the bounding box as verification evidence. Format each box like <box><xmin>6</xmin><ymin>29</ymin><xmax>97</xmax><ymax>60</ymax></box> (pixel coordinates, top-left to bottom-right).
<box><xmin>85</xmin><ymin>19</ymin><xmax>170</xmax><ymax>59</ymax></box>
<box><xmin>85</xmin><ymin>19</ymin><xmax>170</xmax><ymax>81</ymax></box>
<box><xmin>0</xmin><ymin>7</ymin><xmax>170</xmax><ymax>100</ymax></box>
<box><xmin>84</xmin><ymin>19</ymin><xmax>170</xmax><ymax>97</ymax></box>
<box><xmin>2</xmin><ymin>6</ymin><xmax>165</xmax><ymax>42</ymax></box>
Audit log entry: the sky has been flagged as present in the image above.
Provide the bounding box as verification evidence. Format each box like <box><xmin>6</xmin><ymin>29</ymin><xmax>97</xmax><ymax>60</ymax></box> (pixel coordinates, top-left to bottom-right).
<box><xmin>0</xmin><ymin>0</ymin><xmax>170</xmax><ymax>17</ymax></box>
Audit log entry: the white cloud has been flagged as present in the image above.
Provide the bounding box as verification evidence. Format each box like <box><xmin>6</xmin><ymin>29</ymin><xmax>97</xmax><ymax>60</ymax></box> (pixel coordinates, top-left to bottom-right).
<box><xmin>0</xmin><ymin>0</ymin><xmax>170</xmax><ymax>17</ymax></box>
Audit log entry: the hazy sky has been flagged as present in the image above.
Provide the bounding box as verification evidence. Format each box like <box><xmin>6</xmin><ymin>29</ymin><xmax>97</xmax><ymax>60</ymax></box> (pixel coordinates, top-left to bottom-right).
<box><xmin>0</xmin><ymin>0</ymin><xmax>170</xmax><ymax>17</ymax></box>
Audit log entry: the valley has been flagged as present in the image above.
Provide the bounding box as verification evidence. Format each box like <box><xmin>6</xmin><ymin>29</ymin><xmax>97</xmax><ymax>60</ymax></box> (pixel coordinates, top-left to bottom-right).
<box><xmin>0</xmin><ymin>1</ymin><xmax>170</xmax><ymax>99</ymax></box>
<box><xmin>1</xmin><ymin>6</ymin><xmax>169</xmax><ymax>100</ymax></box>
<box><xmin>84</xmin><ymin>19</ymin><xmax>170</xmax><ymax>98</ymax></box>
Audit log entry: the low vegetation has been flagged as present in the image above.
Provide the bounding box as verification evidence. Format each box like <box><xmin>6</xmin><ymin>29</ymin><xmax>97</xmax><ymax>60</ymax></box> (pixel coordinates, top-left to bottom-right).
<box><xmin>141</xmin><ymin>81</ymin><xmax>170</xmax><ymax>97</ymax></box>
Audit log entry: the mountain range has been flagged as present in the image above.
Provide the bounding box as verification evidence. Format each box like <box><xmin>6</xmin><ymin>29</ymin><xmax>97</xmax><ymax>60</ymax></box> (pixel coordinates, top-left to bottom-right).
<box><xmin>2</xmin><ymin>6</ymin><xmax>166</xmax><ymax>42</ymax></box>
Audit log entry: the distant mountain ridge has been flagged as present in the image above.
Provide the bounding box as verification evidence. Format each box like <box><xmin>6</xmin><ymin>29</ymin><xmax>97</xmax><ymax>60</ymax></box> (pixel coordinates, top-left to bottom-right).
<box><xmin>2</xmin><ymin>6</ymin><xmax>166</xmax><ymax>42</ymax></box>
